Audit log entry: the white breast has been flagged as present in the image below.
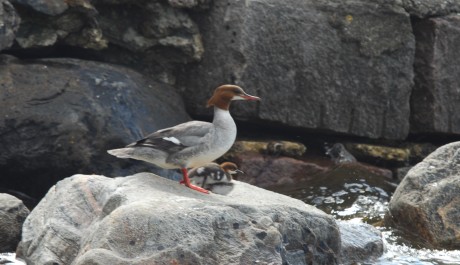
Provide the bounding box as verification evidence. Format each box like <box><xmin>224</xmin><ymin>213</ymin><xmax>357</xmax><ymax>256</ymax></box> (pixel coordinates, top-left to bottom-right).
<box><xmin>187</xmin><ymin>108</ymin><xmax>237</xmax><ymax>168</ymax></box>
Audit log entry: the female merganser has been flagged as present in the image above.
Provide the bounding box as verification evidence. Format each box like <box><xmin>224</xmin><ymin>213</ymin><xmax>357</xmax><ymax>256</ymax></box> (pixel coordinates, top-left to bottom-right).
<box><xmin>107</xmin><ymin>85</ymin><xmax>260</xmax><ymax>194</ymax></box>
<box><xmin>189</xmin><ymin>162</ymin><xmax>243</xmax><ymax>195</ymax></box>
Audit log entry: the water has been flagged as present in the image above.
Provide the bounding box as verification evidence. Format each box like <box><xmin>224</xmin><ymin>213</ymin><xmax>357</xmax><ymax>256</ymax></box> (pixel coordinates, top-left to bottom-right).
<box><xmin>0</xmin><ymin>253</ymin><xmax>25</xmax><ymax>265</ymax></box>
<box><xmin>271</xmin><ymin>165</ymin><xmax>460</xmax><ymax>265</ymax></box>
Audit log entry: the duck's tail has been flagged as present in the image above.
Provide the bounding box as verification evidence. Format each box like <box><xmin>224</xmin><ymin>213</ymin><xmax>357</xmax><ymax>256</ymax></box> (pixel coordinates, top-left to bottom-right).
<box><xmin>107</xmin><ymin>148</ymin><xmax>135</xmax><ymax>159</ymax></box>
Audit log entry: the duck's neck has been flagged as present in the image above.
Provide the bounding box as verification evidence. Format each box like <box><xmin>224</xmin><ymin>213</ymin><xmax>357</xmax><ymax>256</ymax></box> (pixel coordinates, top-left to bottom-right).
<box><xmin>212</xmin><ymin>107</ymin><xmax>236</xmax><ymax>130</ymax></box>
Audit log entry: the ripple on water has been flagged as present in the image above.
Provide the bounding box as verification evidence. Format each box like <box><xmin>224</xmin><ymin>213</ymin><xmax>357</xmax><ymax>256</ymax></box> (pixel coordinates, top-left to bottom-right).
<box><xmin>270</xmin><ymin>168</ymin><xmax>460</xmax><ymax>265</ymax></box>
<box><xmin>377</xmin><ymin>229</ymin><xmax>460</xmax><ymax>265</ymax></box>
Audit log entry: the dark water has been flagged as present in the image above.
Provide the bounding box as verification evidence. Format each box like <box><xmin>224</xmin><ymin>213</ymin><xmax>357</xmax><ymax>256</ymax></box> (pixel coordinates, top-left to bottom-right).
<box><xmin>271</xmin><ymin>165</ymin><xmax>460</xmax><ymax>265</ymax></box>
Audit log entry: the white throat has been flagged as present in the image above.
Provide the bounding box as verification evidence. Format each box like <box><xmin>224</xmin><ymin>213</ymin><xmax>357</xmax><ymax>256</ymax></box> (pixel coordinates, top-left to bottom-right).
<box><xmin>213</xmin><ymin>107</ymin><xmax>235</xmax><ymax>129</ymax></box>
<box><xmin>212</xmin><ymin>107</ymin><xmax>237</xmax><ymax>152</ymax></box>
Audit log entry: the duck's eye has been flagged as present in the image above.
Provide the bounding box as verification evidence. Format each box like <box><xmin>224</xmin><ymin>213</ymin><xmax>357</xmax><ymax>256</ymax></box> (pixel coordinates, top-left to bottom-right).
<box><xmin>233</xmin><ymin>89</ymin><xmax>242</xmax><ymax>94</ymax></box>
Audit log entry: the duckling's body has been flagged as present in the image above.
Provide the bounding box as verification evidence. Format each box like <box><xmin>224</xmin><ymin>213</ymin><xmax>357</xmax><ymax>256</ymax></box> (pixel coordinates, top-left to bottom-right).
<box><xmin>188</xmin><ymin>162</ymin><xmax>242</xmax><ymax>195</ymax></box>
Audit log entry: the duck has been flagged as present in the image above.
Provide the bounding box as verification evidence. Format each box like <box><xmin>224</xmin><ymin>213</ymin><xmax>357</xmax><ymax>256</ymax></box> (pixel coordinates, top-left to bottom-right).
<box><xmin>188</xmin><ymin>162</ymin><xmax>243</xmax><ymax>195</ymax></box>
<box><xmin>107</xmin><ymin>85</ymin><xmax>260</xmax><ymax>194</ymax></box>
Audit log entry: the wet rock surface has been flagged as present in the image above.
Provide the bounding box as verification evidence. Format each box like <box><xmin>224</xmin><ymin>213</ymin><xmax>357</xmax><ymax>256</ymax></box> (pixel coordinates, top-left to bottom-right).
<box><xmin>18</xmin><ymin>173</ymin><xmax>341</xmax><ymax>265</ymax></box>
<box><xmin>338</xmin><ymin>221</ymin><xmax>384</xmax><ymax>264</ymax></box>
<box><xmin>228</xmin><ymin>151</ymin><xmax>392</xmax><ymax>189</ymax></box>
<box><xmin>0</xmin><ymin>55</ymin><xmax>190</xmax><ymax>199</ymax></box>
<box><xmin>0</xmin><ymin>193</ymin><xmax>29</xmax><ymax>252</ymax></box>
<box><xmin>387</xmin><ymin>142</ymin><xmax>460</xmax><ymax>249</ymax></box>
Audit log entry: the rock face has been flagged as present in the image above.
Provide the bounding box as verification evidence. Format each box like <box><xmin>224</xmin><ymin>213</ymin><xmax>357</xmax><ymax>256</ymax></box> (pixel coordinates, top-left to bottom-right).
<box><xmin>387</xmin><ymin>142</ymin><xmax>460</xmax><ymax>249</ymax></box>
<box><xmin>0</xmin><ymin>0</ymin><xmax>20</xmax><ymax>51</ymax></box>
<box><xmin>9</xmin><ymin>0</ymin><xmax>204</xmax><ymax>78</ymax></box>
<box><xmin>178</xmin><ymin>0</ymin><xmax>415</xmax><ymax>140</ymax></box>
<box><xmin>0</xmin><ymin>193</ymin><xmax>30</xmax><ymax>252</ymax></box>
<box><xmin>411</xmin><ymin>15</ymin><xmax>460</xmax><ymax>135</ymax></box>
<box><xmin>18</xmin><ymin>173</ymin><xmax>342</xmax><ymax>265</ymax></box>
<box><xmin>0</xmin><ymin>55</ymin><xmax>190</xmax><ymax>199</ymax></box>
<box><xmin>402</xmin><ymin>0</ymin><xmax>460</xmax><ymax>18</ymax></box>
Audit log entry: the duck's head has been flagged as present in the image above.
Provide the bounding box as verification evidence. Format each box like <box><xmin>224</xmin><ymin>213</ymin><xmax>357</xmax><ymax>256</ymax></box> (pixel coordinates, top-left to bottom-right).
<box><xmin>220</xmin><ymin>162</ymin><xmax>244</xmax><ymax>175</ymax></box>
<box><xmin>207</xmin><ymin>85</ymin><xmax>260</xmax><ymax>110</ymax></box>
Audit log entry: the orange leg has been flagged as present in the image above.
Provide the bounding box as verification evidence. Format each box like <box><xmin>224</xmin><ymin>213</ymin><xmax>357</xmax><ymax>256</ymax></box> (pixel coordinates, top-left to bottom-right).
<box><xmin>180</xmin><ymin>168</ymin><xmax>209</xmax><ymax>194</ymax></box>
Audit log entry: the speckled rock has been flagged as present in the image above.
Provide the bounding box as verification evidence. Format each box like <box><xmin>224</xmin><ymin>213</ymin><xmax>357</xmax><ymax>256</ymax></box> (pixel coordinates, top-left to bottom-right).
<box><xmin>0</xmin><ymin>193</ymin><xmax>30</xmax><ymax>252</ymax></box>
<box><xmin>18</xmin><ymin>173</ymin><xmax>341</xmax><ymax>265</ymax></box>
<box><xmin>387</xmin><ymin>142</ymin><xmax>460</xmax><ymax>249</ymax></box>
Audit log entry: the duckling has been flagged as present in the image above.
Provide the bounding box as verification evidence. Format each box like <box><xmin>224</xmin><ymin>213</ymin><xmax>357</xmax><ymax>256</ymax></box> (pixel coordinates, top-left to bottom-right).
<box><xmin>188</xmin><ymin>162</ymin><xmax>243</xmax><ymax>195</ymax></box>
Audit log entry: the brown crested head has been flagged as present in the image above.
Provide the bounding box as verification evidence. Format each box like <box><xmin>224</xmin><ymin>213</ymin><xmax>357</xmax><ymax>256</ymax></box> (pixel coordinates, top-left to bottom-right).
<box><xmin>220</xmin><ymin>162</ymin><xmax>244</xmax><ymax>175</ymax></box>
<box><xmin>206</xmin><ymin>84</ymin><xmax>260</xmax><ymax>110</ymax></box>
<box><xmin>221</xmin><ymin>162</ymin><xmax>238</xmax><ymax>171</ymax></box>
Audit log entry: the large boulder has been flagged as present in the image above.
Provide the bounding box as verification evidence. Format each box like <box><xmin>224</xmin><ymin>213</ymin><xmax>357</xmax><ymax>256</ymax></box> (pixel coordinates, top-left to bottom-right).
<box><xmin>387</xmin><ymin>142</ymin><xmax>460</xmax><ymax>249</ymax></box>
<box><xmin>0</xmin><ymin>55</ymin><xmax>190</xmax><ymax>200</ymax></box>
<box><xmin>0</xmin><ymin>193</ymin><xmax>30</xmax><ymax>252</ymax></box>
<box><xmin>411</xmin><ymin>15</ymin><xmax>460</xmax><ymax>135</ymax></box>
<box><xmin>18</xmin><ymin>173</ymin><xmax>342</xmax><ymax>265</ymax></box>
<box><xmin>177</xmin><ymin>0</ymin><xmax>415</xmax><ymax>140</ymax></box>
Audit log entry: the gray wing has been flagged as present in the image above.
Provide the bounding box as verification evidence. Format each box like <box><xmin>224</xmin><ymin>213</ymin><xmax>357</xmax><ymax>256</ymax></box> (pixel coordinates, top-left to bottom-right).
<box><xmin>154</xmin><ymin>121</ymin><xmax>213</xmax><ymax>146</ymax></box>
<box><xmin>127</xmin><ymin>121</ymin><xmax>213</xmax><ymax>153</ymax></box>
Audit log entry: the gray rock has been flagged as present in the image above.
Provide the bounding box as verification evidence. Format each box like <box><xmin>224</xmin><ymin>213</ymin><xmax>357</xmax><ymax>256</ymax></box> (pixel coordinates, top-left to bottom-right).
<box><xmin>11</xmin><ymin>0</ymin><xmax>202</xmax><ymax>65</ymax></box>
<box><xmin>167</xmin><ymin>0</ymin><xmax>211</xmax><ymax>9</ymax></box>
<box><xmin>411</xmin><ymin>15</ymin><xmax>460</xmax><ymax>135</ymax></box>
<box><xmin>18</xmin><ymin>173</ymin><xmax>341</xmax><ymax>265</ymax></box>
<box><xmin>12</xmin><ymin>0</ymin><xmax>68</xmax><ymax>15</ymax></box>
<box><xmin>97</xmin><ymin>2</ymin><xmax>203</xmax><ymax>62</ymax></box>
<box><xmin>338</xmin><ymin>221</ymin><xmax>383</xmax><ymax>264</ymax></box>
<box><xmin>0</xmin><ymin>0</ymin><xmax>20</xmax><ymax>51</ymax></box>
<box><xmin>0</xmin><ymin>193</ymin><xmax>30</xmax><ymax>252</ymax></box>
<box><xmin>394</xmin><ymin>166</ymin><xmax>412</xmax><ymax>182</ymax></box>
<box><xmin>387</xmin><ymin>141</ymin><xmax>460</xmax><ymax>248</ymax></box>
<box><xmin>0</xmin><ymin>55</ymin><xmax>190</xmax><ymax>199</ymax></box>
<box><xmin>402</xmin><ymin>0</ymin><xmax>460</xmax><ymax>18</ymax></box>
<box><xmin>177</xmin><ymin>0</ymin><xmax>414</xmax><ymax>140</ymax></box>
<box><xmin>13</xmin><ymin>0</ymin><xmax>106</xmax><ymax>49</ymax></box>
<box><xmin>326</xmin><ymin>143</ymin><xmax>357</xmax><ymax>164</ymax></box>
